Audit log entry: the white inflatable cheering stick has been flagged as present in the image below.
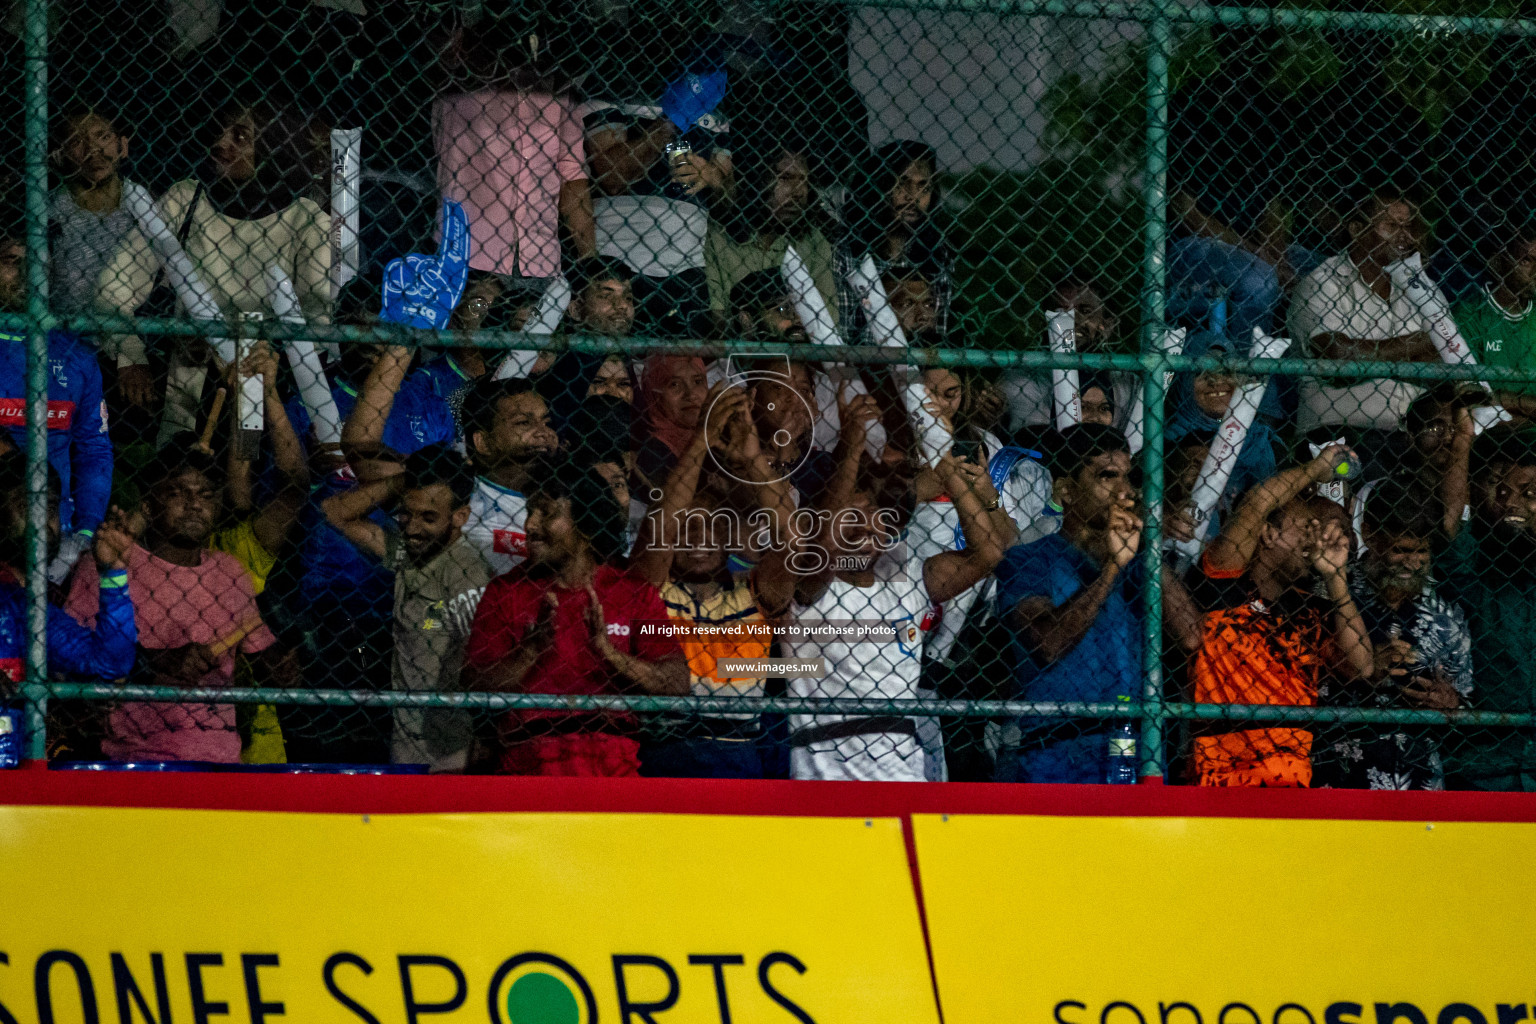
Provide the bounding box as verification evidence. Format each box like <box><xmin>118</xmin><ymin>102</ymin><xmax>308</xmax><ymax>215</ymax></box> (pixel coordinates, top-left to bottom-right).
<box><xmin>122</xmin><ymin>181</ymin><xmax>222</xmax><ymax>324</ymax></box>
<box><xmin>493</xmin><ymin>276</ymin><xmax>571</xmax><ymax>381</ymax></box>
<box><xmin>1046</xmin><ymin>310</ymin><xmax>1082</xmax><ymax>431</ymax></box>
<box><xmin>1171</xmin><ymin>328</ymin><xmax>1291</xmax><ymax>572</ymax></box>
<box><xmin>231</xmin><ymin>331</ymin><xmax>267</xmax><ymax>442</ymax></box>
<box><xmin>123</xmin><ymin>180</ymin><xmax>255</xmax><ymax>439</ymax></box>
<box><xmin>852</xmin><ymin>255</ymin><xmax>906</xmax><ymax>353</ymax></box>
<box><xmin>1387</xmin><ymin>252</ymin><xmax>1512</xmax><ymax>433</ymax></box>
<box><xmin>330</xmin><ymin>128</ymin><xmax>362</xmax><ymax>301</ymax></box>
<box><xmin>121</xmin><ymin>181</ymin><xmax>234</xmax><ymax>365</ymax></box>
<box><xmin>848</xmin><ymin>255</ymin><xmax>950</xmax><ymax>468</ymax></box>
<box><xmin>782</xmin><ymin>243</ymin><xmax>840</xmax><ymax>348</ymax></box>
<box><xmin>784</xmin><ymin>244</ymin><xmax>887</xmax><ymax>457</ymax></box>
<box><xmin>267</xmin><ymin>266</ymin><xmax>343</xmax><ymax>447</ymax></box>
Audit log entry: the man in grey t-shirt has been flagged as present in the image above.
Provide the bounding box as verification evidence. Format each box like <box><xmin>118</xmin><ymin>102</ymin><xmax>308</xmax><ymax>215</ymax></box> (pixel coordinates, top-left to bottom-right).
<box><xmin>49</xmin><ymin>107</ymin><xmax>136</xmax><ymax>318</ymax></box>
<box><xmin>323</xmin><ymin>446</ymin><xmax>493</xmax><ymax>772</ymax></box>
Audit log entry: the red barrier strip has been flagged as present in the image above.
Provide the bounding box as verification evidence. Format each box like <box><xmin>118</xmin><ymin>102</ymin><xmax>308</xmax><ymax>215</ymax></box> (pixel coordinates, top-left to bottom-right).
<box><xmin>3</xmin><ymin>767</ymin><xmax>1536</xmax><ymax>822</ymax></box>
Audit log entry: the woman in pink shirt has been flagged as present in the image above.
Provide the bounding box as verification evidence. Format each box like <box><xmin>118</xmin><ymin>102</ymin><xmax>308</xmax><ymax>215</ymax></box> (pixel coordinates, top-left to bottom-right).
<box><xmin>434</xmin><ymin>15</ymin><xmax>595</xmax><ymax>283</ymax></box>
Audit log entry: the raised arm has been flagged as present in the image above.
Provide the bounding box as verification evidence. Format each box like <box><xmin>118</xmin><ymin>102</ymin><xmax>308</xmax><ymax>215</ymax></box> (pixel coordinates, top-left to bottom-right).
<box><xmin>1011</xmin><ymin>501</ymin><xmax>1139</xmax><ymax>665</ymax></box>
<box><xmin>1205</xmin><ymin>445</ymin><xmax>1350</xmax><ymax>572</ymax></box>
<box><xmin>320</xmin><ymin>476</ymin><xmax>400</xmax><ymax>562</ymax></box>
<box><xmin>630</xmin><ymin>383</ymin><xmax>729</xmax><ymax>586</ymax></box>
<box><xmin>348</xmin><ymin>199</ymin><xmax>468</xmax><ymax>466</ymax></box>
<box><xmin>252</xmin><ymin>392</ymin><xmax>312</xmax><ymax>555</ymax></box>
<box><xmin>716</xmin><ymin>395</ymin><xmax>799</xmax><ymax>620</ymax></box>
<box><xmin>46</xmin><ymin>513</ymin><xmax>141</xmax><ymax>679</ymax></box>
<box><xmin>1440</xmin><ymin>403</ymin><xmax>1474</xmax><ymax>538</ymax></box>
<box><xmin>1160</xmin><ymin>563</ymin><xmax>1204</xmax><ymax>653</ymax></box>
<box><xmin>923</xmin><ymin>455</ymin><xmax>1010</xmax><ymax>604</ymax></box>
<box><xmin>796</xmin><ymin>386</ymin><xmax>879</xmax><ymax>606</ymax></box>
<box><xmin>341</xmin><ymin>344</ymin><xmax>411</xmax><ymax>465</ymax></box>
<box><xmin>225</xmin><ymin>342</ymin><xmax>311</xmax><ymax>555</ymax></box>
<box><xmin>67</xmin><ymin>348</ymin><xmax>113</xmax><ymax>536</ymax></box>
<box><xmin>1314</xmin><ymin>518</ymin><xmax>1374</xmax><ymax>681</ymax></box>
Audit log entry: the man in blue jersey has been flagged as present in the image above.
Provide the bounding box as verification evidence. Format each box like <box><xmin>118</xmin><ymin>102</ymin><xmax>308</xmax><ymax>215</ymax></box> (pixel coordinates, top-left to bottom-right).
<box><xmin>408</xmin><ymin>273</ymin><xmax>532</xmax><ymax>410</ymax></box>
<box><xmin>286</xmin><ymin>279</ymin><xmax>456</xmax><ymax>465</ymax></box>
<box><xmin>0</xmin><ymin>459</ymin><xmax>136</xmax><ymax>686</ymax></box>
<box><xmin>0</xmin><ymin>228</ymin><xmax>113</xmax><ymax>581</ymax></box>
<box><xmin>994</xmin><ymin>423</ymin><xmax>1203</xmax><ymax>783</ymax></box>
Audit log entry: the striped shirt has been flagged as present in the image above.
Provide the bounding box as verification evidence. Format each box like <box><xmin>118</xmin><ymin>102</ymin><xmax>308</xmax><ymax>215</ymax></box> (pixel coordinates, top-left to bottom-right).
<box><xmin>661</xmin><ymin>575</ymin><xmax>774</xmax><ymax>720</ymax></box>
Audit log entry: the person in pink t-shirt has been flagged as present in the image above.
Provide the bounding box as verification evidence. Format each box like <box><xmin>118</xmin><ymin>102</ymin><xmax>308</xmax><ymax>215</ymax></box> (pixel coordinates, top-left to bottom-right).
<box><xmin>67</xmin><ymin>449</ymin><xmax>285</xmax><ymax>763</ymax></box>
<box><xmin>434</xmin><ymin>17</ymin><xmax>595</xmax><ymax>280</ymax></box>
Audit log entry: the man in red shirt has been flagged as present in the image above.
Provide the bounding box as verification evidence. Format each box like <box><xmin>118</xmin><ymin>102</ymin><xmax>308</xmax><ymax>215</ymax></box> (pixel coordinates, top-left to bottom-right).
<box><xmin>464</xmin><ymin>459</ymin><xmax>686</xmax><ymax>775</ymax></box>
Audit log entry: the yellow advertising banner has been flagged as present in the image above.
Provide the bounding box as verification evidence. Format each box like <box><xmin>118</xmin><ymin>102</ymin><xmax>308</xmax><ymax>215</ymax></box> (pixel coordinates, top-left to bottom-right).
<box><xmin>0</xmin><ymin>807</ymin><xmax>939</xmax><ymax>1024</ymax></box>
<box><xmin>915</xmin><ymin>814</ymin><xmax>1536</xmax><ymax>1024</ymax></box>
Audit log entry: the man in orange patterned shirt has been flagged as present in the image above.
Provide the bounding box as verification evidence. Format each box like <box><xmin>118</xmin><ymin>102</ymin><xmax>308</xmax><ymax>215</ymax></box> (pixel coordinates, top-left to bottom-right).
<box><xmin>1185</xmin><ymin>445</ymin><xmax>1374</xmax><ymax>786</ymax></box>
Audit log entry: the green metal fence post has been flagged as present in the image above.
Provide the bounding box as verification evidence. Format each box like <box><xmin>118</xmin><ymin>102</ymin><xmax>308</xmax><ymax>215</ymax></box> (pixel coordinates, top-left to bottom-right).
<box><xmin>1137</xmin><ymin>0</ymin><xmax>1175</xmax><ymax>780</ymax></box>
<box><xmin>21</xmin><ymin>0</ymin><xmax>50</xmax><ymax>760</ymax></box>
<box><xmin>1137</xmin><ymin>357</ymin><xmax>1169</xmax><ymax>780</ymax></box>
<box><xmin>1139</xmin><ymin>1</ymin><xmax>1173</xmax><ymax>354</ymax></box>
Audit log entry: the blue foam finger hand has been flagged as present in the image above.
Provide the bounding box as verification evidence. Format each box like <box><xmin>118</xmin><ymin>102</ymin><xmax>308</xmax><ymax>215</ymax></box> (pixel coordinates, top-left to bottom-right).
<box><xmin>379</xmin><ymin>199</ymin><xmax>472</xmax><ymax>330</ymax></box>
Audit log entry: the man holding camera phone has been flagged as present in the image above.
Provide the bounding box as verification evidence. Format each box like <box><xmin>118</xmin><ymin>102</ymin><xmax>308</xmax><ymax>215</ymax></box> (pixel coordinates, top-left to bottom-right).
<box><xmin>584</xmin><ymin>71</ymin><xmax>734</xmax><ymax>337</ymax></box>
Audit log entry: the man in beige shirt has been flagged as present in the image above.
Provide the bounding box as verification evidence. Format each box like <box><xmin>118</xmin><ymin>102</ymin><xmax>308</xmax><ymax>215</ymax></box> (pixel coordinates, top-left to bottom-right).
<box><xmin>1288</xmin><ymin>192</ymin><xmax>1440</xmax><ymax>433</ymax></box>
<box><xmin>323</xmin><ymin>446</ymin><xmax>492</xmax><ymax>773</ymax></box>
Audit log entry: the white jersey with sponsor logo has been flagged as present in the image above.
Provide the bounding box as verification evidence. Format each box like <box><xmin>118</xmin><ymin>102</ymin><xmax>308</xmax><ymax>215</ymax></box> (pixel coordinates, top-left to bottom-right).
<box><xmin>464</xmin><ymin>477</ymin><xmax>529</xmax><ymax>577</ymax></box>
<box><xmin>785</xmin><ymin>570</ymin><xmax>935</xmax><ymax>782</ymax></box>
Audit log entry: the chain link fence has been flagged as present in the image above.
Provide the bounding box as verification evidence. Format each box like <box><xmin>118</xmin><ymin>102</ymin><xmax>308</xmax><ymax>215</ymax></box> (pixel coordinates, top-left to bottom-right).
<box><xmin>3</xmin><ymin>0</ymin><xmax>1536</xmax><ymax>787</ymax></box>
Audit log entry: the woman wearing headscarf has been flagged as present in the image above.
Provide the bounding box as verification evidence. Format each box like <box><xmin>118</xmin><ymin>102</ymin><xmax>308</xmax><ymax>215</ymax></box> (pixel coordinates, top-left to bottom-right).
<box><xmin>97</xmin><ymin>102</ymin><xmax>332</xmax><ymax>442</ymax></box>
<box><xmin>634</xmin><ymin>354</ymin><xmax>709</xmax><ymax>485</ymax></box>
<box><xmin>1164</xmin><ymin>330</ymin><xmax>1281</xmax><ymax>516</ymax></box>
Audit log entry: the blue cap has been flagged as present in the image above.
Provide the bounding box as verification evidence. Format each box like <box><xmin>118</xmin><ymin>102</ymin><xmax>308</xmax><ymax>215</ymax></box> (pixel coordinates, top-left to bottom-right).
<box><xmin>661</xmin><ymin>69</ymin><xmax>729</xmax><ymax>131</ymax></box>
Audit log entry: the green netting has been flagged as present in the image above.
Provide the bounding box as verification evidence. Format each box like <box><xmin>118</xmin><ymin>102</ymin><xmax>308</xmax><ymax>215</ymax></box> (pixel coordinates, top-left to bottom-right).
<box><xmin>5</xmin><ymin>0</ymin><xmax>1536</xmax><ymax>788</ymax></box>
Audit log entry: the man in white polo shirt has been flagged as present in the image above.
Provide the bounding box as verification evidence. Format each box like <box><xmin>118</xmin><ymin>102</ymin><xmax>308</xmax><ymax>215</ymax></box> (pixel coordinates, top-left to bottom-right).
<box><xmin>1289</xmin><ymin>191</ymin><xmax>1441</xmax><ymax>434</ymax></box>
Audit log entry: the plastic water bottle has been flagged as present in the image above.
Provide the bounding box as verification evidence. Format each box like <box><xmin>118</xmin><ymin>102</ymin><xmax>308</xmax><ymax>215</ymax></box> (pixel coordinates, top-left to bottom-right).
<box><xmin>0</xmin><ymin>701</ymin><xmax>23</xmax><ymax>769</ymax></box>
<box><xmin>1105</xmin><ymin>720</ymin><xmax>1138</xmax><ymax>785</ymax></box>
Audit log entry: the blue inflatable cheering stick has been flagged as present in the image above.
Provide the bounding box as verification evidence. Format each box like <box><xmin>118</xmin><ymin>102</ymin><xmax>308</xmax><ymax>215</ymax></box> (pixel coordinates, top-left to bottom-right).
<box><xmin>381</xmin><ymin>199</ymin><xmax>470</xmax><ymax>329</ymax></box>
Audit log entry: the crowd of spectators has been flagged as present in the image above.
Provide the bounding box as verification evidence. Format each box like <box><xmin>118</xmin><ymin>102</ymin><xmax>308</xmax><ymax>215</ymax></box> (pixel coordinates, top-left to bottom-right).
<box><xmin>6</xmin><ymin>2</ymin><xmax>1536</xmax><ymax>791</ymax></box>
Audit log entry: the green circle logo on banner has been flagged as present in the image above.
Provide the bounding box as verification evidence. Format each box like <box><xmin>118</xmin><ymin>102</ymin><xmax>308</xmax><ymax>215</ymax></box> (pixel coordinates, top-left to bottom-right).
<box><xmin>506</xmin><ymin>972</ymin><xmax>580</xmax><ymax>1024</ymax></box>
<box><xmin>488</xmin><ymin>953</ymin><xmax>597</xmax><ymax>1024</ymax></box>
